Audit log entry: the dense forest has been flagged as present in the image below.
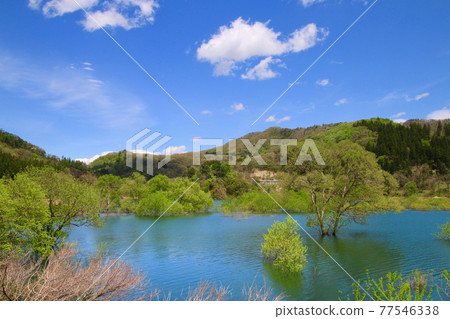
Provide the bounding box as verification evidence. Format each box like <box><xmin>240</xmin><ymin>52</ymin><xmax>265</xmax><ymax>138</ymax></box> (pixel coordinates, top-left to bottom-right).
<box><xmin>356</xmin><ymin>119</ymin><xmax>449</xmax><ymax>174</ymax></box>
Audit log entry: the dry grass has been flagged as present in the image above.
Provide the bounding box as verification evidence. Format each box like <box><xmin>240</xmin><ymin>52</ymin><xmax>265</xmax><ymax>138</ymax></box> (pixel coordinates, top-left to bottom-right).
<box><xmin>1</xmin><ymin>245</ymin><xmax>285</xmax><ymax>301</ymax></box>
<box><xmin>185</xmin><ymin>281</ymin><xmax>230</xmax><ymax>301</ymax></box>
<box><xmin>243</xmin><ymin>280</ymin><xmax>285</xmax><ymax>301</ymax></box>
<box><xmin>0</xmin><ymin>244</ymin><xmax>151</xmax><ymax>301</ymax></box>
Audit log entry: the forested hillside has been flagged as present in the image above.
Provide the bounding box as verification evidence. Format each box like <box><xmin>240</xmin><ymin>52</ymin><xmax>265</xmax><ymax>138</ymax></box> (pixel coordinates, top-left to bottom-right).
<box><xmin>1</xmin><ymin>118</ymin><xmax>449</xmax><ymax>197</ymax></box>
<box><xmin>0</xmin><ymin>130</ymin><xmax>88</xmax><ymax>178</ymax></box>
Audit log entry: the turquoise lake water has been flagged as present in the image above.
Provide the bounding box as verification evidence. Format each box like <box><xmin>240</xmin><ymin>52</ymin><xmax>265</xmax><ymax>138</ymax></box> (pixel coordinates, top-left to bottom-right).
<box><xmin>69</xmin><ymin>211</ymin><xmax>449</xmax><ymax>300</ymax></box>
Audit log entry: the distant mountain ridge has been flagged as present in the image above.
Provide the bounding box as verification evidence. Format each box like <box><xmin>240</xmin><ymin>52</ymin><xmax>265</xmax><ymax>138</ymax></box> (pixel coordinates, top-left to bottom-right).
<box><xmin>1</xmin><ymin>118</ymin><xmax>449</xmax><ymax>180</ymax></box>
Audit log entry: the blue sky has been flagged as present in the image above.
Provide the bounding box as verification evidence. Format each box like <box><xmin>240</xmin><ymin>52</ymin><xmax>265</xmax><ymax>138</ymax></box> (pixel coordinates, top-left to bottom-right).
<box><xmin>0</xmin><ymin>0</ymin><xmax>449</xmax><ymax>162</ymax></box>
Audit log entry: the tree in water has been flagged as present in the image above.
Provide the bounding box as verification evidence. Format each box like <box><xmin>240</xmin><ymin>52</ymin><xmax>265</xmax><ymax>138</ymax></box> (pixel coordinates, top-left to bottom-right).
<box><xmin>261</xmin><ymin>218</ymin><xmax>307</xmax><ymax>273</ymax></box>
<box><xmin>293</xmin><ymin>140</ymin><xmax>392</xmax><ymax>236</ymax></box>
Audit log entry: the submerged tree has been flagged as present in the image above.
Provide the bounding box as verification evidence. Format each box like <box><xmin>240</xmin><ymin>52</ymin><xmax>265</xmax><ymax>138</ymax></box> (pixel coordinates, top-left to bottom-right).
<box><xmin>434</xmin><ymin>221</ymin><xmax>450</xmax><ymax>240</ymax></box>
<box><xmin>261</xmin><ymin>218</ymin><xmax>307</xmax><ymax>273</ymax></box>
<box><xmin>293</xmin><ymin>141</ymin><xmax>392</xmax><ymax>236</ymax></box>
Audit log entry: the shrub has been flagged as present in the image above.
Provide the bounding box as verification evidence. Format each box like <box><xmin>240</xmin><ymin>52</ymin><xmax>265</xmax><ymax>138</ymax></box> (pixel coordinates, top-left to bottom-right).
<box><xmin>0</xmin><ymin>244</ymin><xmax>148</xmax><ymax>301</ymax></box>
<box><xmin>404</xmin><ymin>181</ymin><xmax>418</xmax><ymax>197</ymax></box>
<box><xmin>434</xmin><ymin>222</ymin><xmax>450</xmax><ymax>240</ymax></box>
<box><xmin>341</xmin><ymin>269</ymin><xmax>450</xmax><ymax>301</ymax></box>
<box><xmin>261</xmin><ymin>218</ymin><xmax>307</xmax><ymax>273</ymax></box>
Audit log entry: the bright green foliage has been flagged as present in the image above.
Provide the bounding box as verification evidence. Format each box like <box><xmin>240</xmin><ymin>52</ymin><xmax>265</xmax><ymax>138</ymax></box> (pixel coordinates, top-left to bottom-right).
<box><xmin>405</xmin><ymin>181</ymin><xmax>418</xmax><ymax>197</ymax></box>
<box><xmin>293</xmin><ymin>141</ymin><xmax>389</xmax><ymax>236</ymax></box>
<box><xmin>261</xmin><ymin>218</ymin><xmax>308</xmax><ymax>273</ymax></box>
<box><xmin>136</xmin><ymin>177</ymin><xmax>213</xmax><ymax>216</ymax></box>
<box><xmin>0</xmin><ymin>175</ymin><xmax>53</xmax><ymax>255</ymax></box>
<box><xmin>97</xmin><ymin>174</ymin><xmax>123</xmax><ymax>212</ymax></box>
<box><xmin>222</xmin><ymin>191</ymin><xmax>279</xmax><ymax>213</ymax></box>
<box><xmin>136</xmin><ymin>191</ymin><xmax>184</xmax><ymax>215</ymax></box>
<box><xmin>399</xmin><ymin>196</ymin><xmax>450</xmax><ymax>211</ymax></box>
<box><xmin>343</xmin><ymin>270</ymin><xmax>449</xmax><ymax>301</ymax></box>
<box><xmin>0</xmin><ymin>167</ymin><xmax>102</xmax><ymax>256</ymax></box>
<box><xmin>119</xmin><ymin>172</ymin><xmax>148</xmax><ymax>212</ymax></box>
<box><xmin>434</xmin><ymin>221</ymin><xmax>450</xmax><ymax>240</ymax></box>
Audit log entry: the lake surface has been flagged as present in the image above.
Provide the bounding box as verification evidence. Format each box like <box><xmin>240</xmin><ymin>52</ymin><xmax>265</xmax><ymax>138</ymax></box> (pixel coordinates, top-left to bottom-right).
<box><xmin>69</xmin><ymin>211</ymin><xmax>450</xmax><ymax>300</ymax></box>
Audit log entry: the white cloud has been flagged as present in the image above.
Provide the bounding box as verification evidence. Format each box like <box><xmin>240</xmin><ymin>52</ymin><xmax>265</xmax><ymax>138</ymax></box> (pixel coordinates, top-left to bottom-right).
<box><xmin>390</xmin><ymin>112</ymin><xmax>406</xmax><ymax>118</ymax></box>
<box><xmin>302</xmin><ymin>104</ymin><xmax>316</xmax><ymax>112</ymax></box>
<box><xmin>82</xmin><ymin>8</ymin><xmax>133</xmax><ymax>31</ymax></box>
<box><xmin>159</xmin><ymin>145</ymin><xmax>186</xmax><ymax>155</ymax></box>
<box><xmin>406</xmin><ymin>92</ymin><xmax>430</xmax><ymax>102</ymax></box>
<box><xmin>316</xmin><ymin>79</ymin><xmax>329</xmax><ymax>86</ymax></box>
<box><xmin>76</xmin><ymin>151</ymin><xmax>114</xmax><ymax>165</ymax></box>
<box><xmin>83</xmin><ymin>62</ymin><xmax>92</xmax><ymax>66</ymax></box>
<box><xmin>201</xmin><ymin>110</ymin><xmax>212</xmax><ymax>115</ymax></box>
<box><xmin>301</xmin><ymin>0</ymin><xmax>326</xmax><ymax>7</ymax></box>
<box><xmin>265</xmin><ymin>115</ymin><xmax>276</xmax><ymax>122</ymax></box>
<box><xmin>277</xmin><ymin>116</ymin><xmax>291</xmax><ymax>124</ymax></box>
<box><xmin>427</xmin><ymin>107</ymin><xmax>450</xmax><ymax>120</ymax></box>
<box><xmin>41</xmin><ymin>0</ymin><xmax>98</xmax><ymax>17</ymax></box>
<box><xmin>83</xmin><ymin>66</ymin><xmax>94</xmax><ymax>71</ymax></box>
<box><xmin>129</xmin><ymin>145</ymin><xmax>186</xmax><ymax>156</ymax></box>
<box><xmin>28</xmin><ymin>0</ymin><xmax>43</xmax><ymax>10</ymax></box>
<box><xmin>229</xmin><ymin>102</ymin><xmax>245</xmax><ymax>114</ymax></box>
<box><xmin>28</xmin><ymin>0</ymin><xmax>159</xmax><ymax>31</ymax></box>
<box><xmin>197</xmin><ymin>17</ymin><xmax>327</xmax><ymax>77</ymax></box>
<box><xmin>241</xmin><ymin>57</ymin><xmax>281</xmax><ymax>80</ymax></box>
<box><xmin>88</xmin><ymin>78</ymin><xmax>104</xmax><ymax>85</ymax></box>
<box><xmin>393</xmin><ymin>119</ymin><xmax>407</xmax><ymax>124</ymax></box>
<box><xmin>265</xmin><ymin>115</ymin><xmax>291</xmax><ymax>124</ymax></box>
<box><xmin>0</xmin><ymin>53</ymin><xmax>145</xmax><ymax>128</ymax></box>
<box><xmin>334</xmin><ymin>98</ymin><xmax>348</xmax><ymax>106</ymax></box>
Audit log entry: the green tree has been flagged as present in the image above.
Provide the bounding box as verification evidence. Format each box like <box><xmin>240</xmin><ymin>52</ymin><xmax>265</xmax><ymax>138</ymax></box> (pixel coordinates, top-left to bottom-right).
<box><xmin>0</xmin><ymin>175</ymin><xmax>53</xmax><ymax>256</ymax></box>
<box><xmin>434</xmin><ymin>221</ymin><xmax>450</xmax><ymax>240</ymax></box>
<box><xmin>261</xmin><ymin>218</ymin><xmax>308</xmax><ymax>273</ymax></box>
<box><xmin>135</xmin><ymin>177</ymin><xmax>213</xmax><ymax>216</ymax></box>
<box><xmin>404</xmin><ymin>181</ymin><xmax>418</xmax><ymax>197</ymax></box>
<box><xmin>119</xmin><ymin>172</ymin><xmax>147</xmax><ymax>212</ymax></box>
<box><xmin>97</xmin><ymin>174</ymin><xmax>123</xmax><ymax>212</ymax></box>
<box><xmin>25</xmin><ymin>167</ymin><xmax>102</xmax><ymax>251</ymax></box>
<box><xmin>295</xmin><ymin>141</ymin><xmax>388</xmax><ymax>236</ymax></box>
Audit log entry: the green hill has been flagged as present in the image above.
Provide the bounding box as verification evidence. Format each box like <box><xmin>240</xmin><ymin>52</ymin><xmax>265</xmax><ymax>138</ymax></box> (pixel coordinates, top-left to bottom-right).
<box><xmin>0</xmin><ymin>129</ymin><xmax>88</xmax><ymax>178</ymax></box>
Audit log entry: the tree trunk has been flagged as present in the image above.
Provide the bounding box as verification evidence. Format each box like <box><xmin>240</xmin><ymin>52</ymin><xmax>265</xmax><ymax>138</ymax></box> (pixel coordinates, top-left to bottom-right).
<box><xmin>331</xmin><ymin>215</ymin><xmax>340</xmax><ymax>236</ymax></box>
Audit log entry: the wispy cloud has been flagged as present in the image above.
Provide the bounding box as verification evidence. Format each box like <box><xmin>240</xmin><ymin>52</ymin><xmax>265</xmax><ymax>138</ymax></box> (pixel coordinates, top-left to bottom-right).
<box><xmin>0</xmin><ymin>52</ymin><xmax>145</xmax><ymax>128</ymax></box>
<box><xmin>265</xmin><ymin>115</ymin><xmax>276</xmax><ymax>122</ymax></box>
<box><xmin>316</xmin><ymin>79</ymin><xmax>329</xmax><ymax>86</ymax></box>
<box><xmin>302</xmin><ymin>104</ymin><xmax>316</xmax><ymax>112</ymax></box>
<box><xmin>301</xmin><ymin>0</ymin><xmax>326</xmax><ymax>8</ymax></box>
<box><xmin>201</xmin><ymin>110</ymin><xmax>212</xmax><ymax>115</ymax></box>
<box><xmin>390</xmin><ymin>112</ymin><xmax>406</xmax><ymax>118</ymax></box>
<box><xmin>277</xmin><ymin>116</ymin><xmax>291</xmax><ymax>124</ymax></box>
<box><xmin>334</xmin><ymin>98</ymin><xmax>348</xmax><ymax>106</ymax></box>
<box><xmin>379</xmin><ymin>91</ymin><xmax>430</xmax><ymax>104</ymax></box>
<box><xmin>28</xmin><ymin>0</ymin><xmax>159</xmax><ymax>31</ymax></box>
<box><xmin>427</xmin><ymin>107</ymin><xmax>450</xmax><ymax>120</ymax></box>
<box><xmin>406</xmin><ymin>92</ymin><xmax>430</xmax><ymax>102</ymax></box>
<box><xmin>265</xmin><ymin>115</ymin><xmax>291</xmax><ymax>124</ymax></box>
<box><xmin>228</xmin><ymin>102</ymin><xmax>245</xmax><ymax>114</ymax></box>
<box><xmin>197</xmin><ymin>17</ymin><xmax>328</xmax><ymax>77</ymax></box>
